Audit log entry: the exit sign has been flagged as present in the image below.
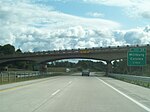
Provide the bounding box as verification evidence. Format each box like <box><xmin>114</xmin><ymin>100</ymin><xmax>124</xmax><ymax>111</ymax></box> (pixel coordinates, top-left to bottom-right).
<box><xmin>127</xmin><ymin>48</ymin><xmax>146</xmax><ymax>66</ymax></box>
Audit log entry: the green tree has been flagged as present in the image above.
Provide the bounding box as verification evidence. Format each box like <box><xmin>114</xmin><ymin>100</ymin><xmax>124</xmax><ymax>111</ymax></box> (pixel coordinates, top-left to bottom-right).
<box><xmin>0</xmin><ymin>45</ymin><xmax>2</xmax><ymax>55</ymax></box>
<box><xmin>1</xmin><ymin>44</ymin><xmax>15</xmax><ymax>55</ymax></box>
<box><xmin>16</xmin><ymin>49</ymin><xmax>22</xmax><ymax>54</ymax></box>
<box><xmin>112</xmin><ymin>59</ymin><xmax>127</xmax><ymax>74</ymax></box>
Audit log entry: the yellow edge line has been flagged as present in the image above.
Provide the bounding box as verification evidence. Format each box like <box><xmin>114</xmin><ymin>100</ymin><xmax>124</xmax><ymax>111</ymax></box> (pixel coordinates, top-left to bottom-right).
<box><xmin>0</xmin><ymin>83</ymin><xmax>35</xmax><ymax>92</ymax></box>
<box><xmin>0</xmin><ymin>77</ymin><xmax>59</xmax><ymax>92</ymax></box>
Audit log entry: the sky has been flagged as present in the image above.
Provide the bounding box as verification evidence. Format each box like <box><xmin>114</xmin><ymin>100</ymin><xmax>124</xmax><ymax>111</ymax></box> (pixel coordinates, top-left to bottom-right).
<box><xmin>0</xmin><ymin>0</ymin><xmax>150</xmax><ymax>52</ymax></box>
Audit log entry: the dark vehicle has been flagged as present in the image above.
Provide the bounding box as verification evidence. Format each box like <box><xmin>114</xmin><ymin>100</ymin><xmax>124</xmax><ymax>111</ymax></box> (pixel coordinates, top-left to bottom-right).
<box><xmin>82</xmin><ymin>69</ymin><xmax>90</xmax><ymax>76</ymax></box>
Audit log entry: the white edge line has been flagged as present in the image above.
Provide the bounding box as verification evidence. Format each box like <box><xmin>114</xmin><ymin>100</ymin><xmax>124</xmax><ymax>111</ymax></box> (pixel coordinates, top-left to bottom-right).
<box><xmin>96</xmin><ymin>77</ymin><xmax>150</xmax><ymax>112</ymax></box>
<box><xmin>51</xmin><ymin>89</ymin><xmax>60</xmax><ymax>96</ymax></box>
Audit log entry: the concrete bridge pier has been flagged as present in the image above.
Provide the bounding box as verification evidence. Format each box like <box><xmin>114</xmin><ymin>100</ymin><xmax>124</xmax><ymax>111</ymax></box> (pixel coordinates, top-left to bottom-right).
<box><xmin>106</xmin><ymin>61</ymin><xmax>112</xmax><ymax>76</ymax></box>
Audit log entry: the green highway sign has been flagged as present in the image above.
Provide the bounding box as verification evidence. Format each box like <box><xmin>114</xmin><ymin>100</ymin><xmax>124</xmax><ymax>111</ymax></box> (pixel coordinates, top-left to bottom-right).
<box><xmin>127</xmin><ymin>48</ymin><xmax>146</xmax><ymax>66</ymax></box>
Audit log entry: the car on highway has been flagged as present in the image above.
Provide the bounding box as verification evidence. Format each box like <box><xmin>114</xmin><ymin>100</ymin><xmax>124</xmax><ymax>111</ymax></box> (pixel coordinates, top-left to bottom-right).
<box><xmin>82</xmin><ymin>69</ymin><xmax>90</xmax><ymax>76</ymax></box>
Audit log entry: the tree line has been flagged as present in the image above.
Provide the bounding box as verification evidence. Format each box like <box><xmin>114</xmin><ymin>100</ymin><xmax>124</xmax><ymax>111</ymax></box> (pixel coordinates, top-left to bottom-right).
<box><xmin>0</xmin><ymin>44</ymin><xmax>22</xmax><ymax>55</ymax></box>
<box><xmin>48</xmin><ymin>60</ymin><xmax>106</xmax><ymax>72</ymax></box>
<box><xmin>0</xmin><ymin>44</ymin><xmax>35</xmax><ymax>71</ymax></box>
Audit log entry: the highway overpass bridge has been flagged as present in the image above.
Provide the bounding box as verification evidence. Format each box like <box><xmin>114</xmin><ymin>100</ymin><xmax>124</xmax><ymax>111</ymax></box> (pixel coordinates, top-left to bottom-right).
<box><xmin>0</xmin><ymin>45</ymin><xmax>150</xmax><ymax>74</ymax></box>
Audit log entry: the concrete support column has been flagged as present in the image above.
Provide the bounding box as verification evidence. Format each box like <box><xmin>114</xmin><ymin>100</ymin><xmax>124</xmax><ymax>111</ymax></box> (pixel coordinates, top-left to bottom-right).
<box><xmin>106</xmin><ymin>61</ymin><xmax>112</xmax><ymax>76</ymax></box>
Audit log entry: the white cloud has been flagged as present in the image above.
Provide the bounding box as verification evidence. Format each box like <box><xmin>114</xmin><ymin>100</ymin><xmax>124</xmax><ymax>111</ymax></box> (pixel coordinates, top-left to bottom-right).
<box><xmin>83</xmin><ymin>0</ymin><xmax>150</xmax><ymax>19</ymax></box>
<box><xmin>113</xmin><ymin>26</ymin><xmax>150</xmax><ymax>46</ymax></box>
<box><xmin>13</xmin><ymin>25</ymin><xmax>150</xmax><ymax>52</ymax></box>
<box><xmin>0</xmin><ymin>0</ymin><xmax>150</xmax><ymax>52</ymax></box>
<box><xmin>123</xmin><ymin>27</ymin><xmax>150</xmax><ymax>44</ymax></box>
<box><xmin>86</xmin><ymin>12</ymin><xmax>104</xmax><ymax>18</ymax></box>
<box><xmin>83</xmin><ymin>0</ymin><xmax>132</xmax><ymax>7</ymax></box>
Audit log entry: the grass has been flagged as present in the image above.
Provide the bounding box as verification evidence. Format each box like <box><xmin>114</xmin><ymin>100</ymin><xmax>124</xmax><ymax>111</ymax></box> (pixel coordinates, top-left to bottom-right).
<box><xmin>109</xmin><ymin>75</ymin><xmax>150</xmax><ymax>88</ymax></box>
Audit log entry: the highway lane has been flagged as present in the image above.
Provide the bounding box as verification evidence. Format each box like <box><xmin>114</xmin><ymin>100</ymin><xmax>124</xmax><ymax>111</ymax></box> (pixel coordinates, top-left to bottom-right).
<box><xmin>0</xmin><ymin>76</ymin><xmax>74</xmax><ymax>112</ymax></box>
<box><xmin>0</xmin><ymin>73</ymin><xmax>150</xmax><ymax>112</ymax></box>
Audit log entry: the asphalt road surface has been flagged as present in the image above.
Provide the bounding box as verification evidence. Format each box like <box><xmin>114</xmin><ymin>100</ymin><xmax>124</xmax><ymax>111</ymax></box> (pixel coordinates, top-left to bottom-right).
<box><xmin>0</xmin><ymin>73</ymin><xmax>150</xmax><ymax>112</ymax></box>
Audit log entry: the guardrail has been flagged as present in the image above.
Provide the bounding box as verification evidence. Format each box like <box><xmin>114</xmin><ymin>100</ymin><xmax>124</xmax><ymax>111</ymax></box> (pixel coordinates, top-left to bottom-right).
<box><xmin>0</xmin><ymin>71</ymin><xmax>60</xmax><ymax>85</ymax></box>
<box><xmin>108</xmin><ymin>73</ymin><xmax>150</xmax><ymax>88</ymax></box>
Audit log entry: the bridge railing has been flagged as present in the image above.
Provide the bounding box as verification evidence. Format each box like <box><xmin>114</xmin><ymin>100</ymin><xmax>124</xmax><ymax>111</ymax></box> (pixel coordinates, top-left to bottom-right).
<box><xmin>27</xmin><ymin>44</ymin><xmax>149</xmax><ymax>55</ymax></box>
<box><xmin>108</xmin><ymin>73</ymin><xmax>150</xmax><ymax>88</ymax></box>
